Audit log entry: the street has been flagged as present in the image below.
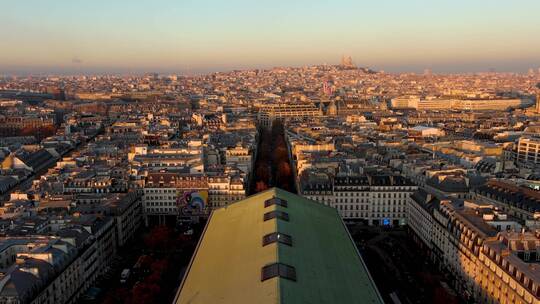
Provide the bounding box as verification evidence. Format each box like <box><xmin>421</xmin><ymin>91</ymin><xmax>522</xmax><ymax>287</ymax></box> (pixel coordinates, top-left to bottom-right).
<box><xmin>348</xmin><ymin>225</ymin><xmax>461</xmax><ymax>304</ymax></box>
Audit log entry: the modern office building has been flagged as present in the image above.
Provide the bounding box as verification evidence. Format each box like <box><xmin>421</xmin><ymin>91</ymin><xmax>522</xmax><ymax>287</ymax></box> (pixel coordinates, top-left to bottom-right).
<box><xmin>516</xmin><ymin>136</ymin><xmax>540</xmax><ymax>167</ymax></box>
<box><xmin>390</xmin><ymin>96</ymin><xmax>421</xmax><ymax>109</ymax></box>
<box><xmin>390</xmin><ymin>96</ymin><xmax>532</xmax><ymax>111</ymax></box>
<box><xmin>257</xmin><ymin>103</ymin><xmax>322</xmax><ymax>128</ymax></box>
<box><xmin>174</xmin><ymin>188</ymin><xmax>383</xmax><ymax>304</ymax></box>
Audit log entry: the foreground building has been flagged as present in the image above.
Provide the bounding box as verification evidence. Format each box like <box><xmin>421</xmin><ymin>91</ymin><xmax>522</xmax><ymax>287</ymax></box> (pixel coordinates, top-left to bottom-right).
<box><xmin>407</xmin><ymin>192</ymin><xmax>540</xmax><ymax>303</ymax></box>
<box><xmin>477</xmin><ymin>232</ymin><xmax>540</xmax><ymax>304</ymax></box>
<box><xmin>0</xmin><ymin>222</ymin><xmax>113</xmax><ymax>304</ymax></box>
<box><xmin>174</xmin><ymin>188</ymin><xmax>383</xmax><ymax>304</ymax></box>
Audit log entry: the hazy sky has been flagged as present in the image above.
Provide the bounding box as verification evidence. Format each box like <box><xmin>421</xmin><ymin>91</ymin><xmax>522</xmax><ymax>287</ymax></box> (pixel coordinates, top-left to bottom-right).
<box><xmin>1</xmin><ymin>0</ymin><xmax>540</xmax><ymax>74</ymax></box>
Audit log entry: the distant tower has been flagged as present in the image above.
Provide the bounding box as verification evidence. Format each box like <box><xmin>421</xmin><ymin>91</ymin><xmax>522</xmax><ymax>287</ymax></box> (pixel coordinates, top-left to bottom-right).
<box><xmin>327</xmin><ymin>100</ymin><xmax>338</xmax><ymax>116</ymax></box>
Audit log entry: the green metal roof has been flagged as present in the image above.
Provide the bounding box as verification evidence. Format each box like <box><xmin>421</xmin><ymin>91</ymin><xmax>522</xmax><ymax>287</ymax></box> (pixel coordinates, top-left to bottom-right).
<box><xmin>175</xmin><ymin>188</ymin><xmax>383</xmax><ymax>304</ymax></box>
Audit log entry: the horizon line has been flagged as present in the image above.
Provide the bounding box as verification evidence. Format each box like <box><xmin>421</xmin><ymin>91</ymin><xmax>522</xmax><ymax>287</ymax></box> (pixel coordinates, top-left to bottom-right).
<box><xmin>2</xmin><ymin>65</ymin><xmax>540</xmax><ymax>78</ymax></box>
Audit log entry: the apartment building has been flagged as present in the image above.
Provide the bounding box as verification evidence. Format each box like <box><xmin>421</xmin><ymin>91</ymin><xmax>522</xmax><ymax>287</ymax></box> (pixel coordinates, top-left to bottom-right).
<box><xmin>302</xmin><ymin>174</ymin><xmax>417</xmax><ymax>226</ymax></box>
<box><xmin>207</xmin><ymin>175</ymin><xmax>246</xmax><ymax>208</ymax></box>
<box><xmin>224</xmin><ymin>145</ymin><xmax>253</xmax><ymax>174</ymax></box>
<box><xmin>0</xmin><ymin>115</ymin><xmax>55</xmax><ymax>137</ymax></box>
<box><xmin>0</xmin><ymin>222</ymin><xmax>114</xmax><ymax>304</ymax></box>
<box><xmin>477</xmin><ymin>232</ymin><xmax>540</xmax><ymax>303</ymax></box>
<box><xmin>407</xmin><ymin>194</ymin><xmax>540</xmax><ymax>303</ymax></box>
<box><xmin>474</xmin><ymin>180</ymin><xmax>540</xmax><ymax>222</ymax></box>
<box><xmin>142</xmin><ymin>172</ymin><xmax>208</xmax><ymax>225</ymax></box>
<box><xmin>141</xmin><ymin>172</ymin><xmax>246</xmax><ymax>225</ymax></box>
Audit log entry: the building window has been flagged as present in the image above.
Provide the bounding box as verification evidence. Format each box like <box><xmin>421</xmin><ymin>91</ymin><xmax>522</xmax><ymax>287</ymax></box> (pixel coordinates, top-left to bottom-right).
<box><xmin>261</xmin><ymin>263</ymin><xmax>297</xmax><ymax>281</ymax></box>
<box><xmin>264</xmin><ymin>210</ymin><xmax>289</xmax><ymax>221</ymax></box>
<box><xmin>262</xmin><ymin>232</ymin><xmax>292</xmax><ymax>246</ymax></box>
<box><xmin>264</xmin><ymin>197</ymin><xmax>288</xmax><ymax>208</ymax></box>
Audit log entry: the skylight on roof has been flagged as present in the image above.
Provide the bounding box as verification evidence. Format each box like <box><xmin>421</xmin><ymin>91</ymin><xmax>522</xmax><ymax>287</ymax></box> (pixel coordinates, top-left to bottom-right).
<box><xmin>263</xmin><ymin>210</ymin><xmax>289</xmax><ymax>222</ymax></box>
<box><xmin>261</xmin><ymin>263</ymin><xmax>296</xmax><ymax>282</ymax></box>
<box><xmin>262</xmin><ymin>232</ymin><xmax>292</xmax><ymax>246</ymax></box>
<box><xmin>264</xmin><ymin>197</ymin><xmax>288</xmax><ymax>208</ymax></box>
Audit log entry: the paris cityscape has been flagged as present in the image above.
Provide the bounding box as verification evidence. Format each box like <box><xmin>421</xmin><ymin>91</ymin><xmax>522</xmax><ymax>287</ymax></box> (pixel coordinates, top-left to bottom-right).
<box><xmin>1</xmin><ymin>1</ymin><xmax>540</xmax><ymax>304</ymax></box>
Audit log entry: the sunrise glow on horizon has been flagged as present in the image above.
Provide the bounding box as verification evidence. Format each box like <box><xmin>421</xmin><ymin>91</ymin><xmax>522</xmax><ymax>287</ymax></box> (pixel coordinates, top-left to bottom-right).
<box><xmin>1</xmin><ymin>0</ymin><xmax>540</xmax><ymax>74</ymax></box>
